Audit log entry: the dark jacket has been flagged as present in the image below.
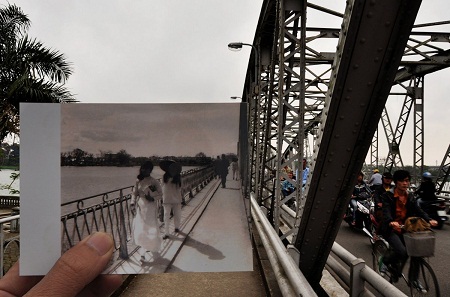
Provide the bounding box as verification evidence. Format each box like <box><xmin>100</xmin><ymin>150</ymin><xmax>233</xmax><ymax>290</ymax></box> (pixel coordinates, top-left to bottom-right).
<box><xmin>415</xmin><ymin>180</ymin><xmax>437</xmax><ymax>201</ymax></box>
<box><xmin>372</xmin><ymin>185</ymin><xmax>390</xmax><ymax>224</ymax></box>
<box><xmin>352</xmin><ymin>181</ymin><xmax>371</xmax><ymax>199</ymax></box>
<box><xmin>217</xmin><ymin>158</ymin><xmax>229</xmax><ymax>176</ymax></box>
<box><xmin>380</xmin><ymin>188</ymin><xmax>430</xmax><ymax>237</ymax></box>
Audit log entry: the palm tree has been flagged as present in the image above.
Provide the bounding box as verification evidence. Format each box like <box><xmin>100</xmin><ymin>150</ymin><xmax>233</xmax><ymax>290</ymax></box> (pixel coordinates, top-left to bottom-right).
<box><xmin>0</xmin><ymin>3</ymin><xmax>76</xmax><ymax>142</ymax></box>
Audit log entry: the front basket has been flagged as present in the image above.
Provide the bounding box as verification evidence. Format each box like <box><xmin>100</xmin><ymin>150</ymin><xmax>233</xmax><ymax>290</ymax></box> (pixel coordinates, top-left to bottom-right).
<box><xmin>403</xmin><ymin>231</ymin><xmax>435</xmax><ymax>257</ymax></box>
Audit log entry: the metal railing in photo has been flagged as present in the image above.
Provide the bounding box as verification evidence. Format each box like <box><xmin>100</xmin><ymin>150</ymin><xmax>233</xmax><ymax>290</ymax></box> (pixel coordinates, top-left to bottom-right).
<box><xmin>0</xmin><ymin>215</ymin><xmax>20</xmax><ymax>277</ymax></box>
<box><xmin>60</xmin><ymin>165</ymin><xmax>215</xmax><ymax>260</ymax></box>
<box><xmin>0</xmin><ymin>196</ymin><xmax>20</xmax><ymax>208</ymax></box>
<box><xmin>181</xmin><ymin>166</ymin><xmax>215</xmax><ymax>198</ymax></box>
<box><xmin>60</xmin><ymin>186</ymin><xmax>135</xmax><ymax>259</ymax></box>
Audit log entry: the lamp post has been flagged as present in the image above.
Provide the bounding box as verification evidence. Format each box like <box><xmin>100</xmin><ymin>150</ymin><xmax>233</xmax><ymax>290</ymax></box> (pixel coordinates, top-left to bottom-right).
<box><xmin>227</xmin><ymin>42</ymin><xmax>259</xmax><ymax>95</ymax></box>
<box><xmin>228</xmin><ymin>42</ymin><xmax>261</xmax><ymax>200</ymax></box>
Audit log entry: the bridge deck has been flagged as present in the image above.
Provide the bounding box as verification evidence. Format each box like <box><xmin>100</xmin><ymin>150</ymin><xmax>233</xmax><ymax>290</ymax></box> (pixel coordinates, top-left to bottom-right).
<box><xmin>115</xmin><ymin>178</ymin><xmax>268</xmax><ymax>296</ymax></box>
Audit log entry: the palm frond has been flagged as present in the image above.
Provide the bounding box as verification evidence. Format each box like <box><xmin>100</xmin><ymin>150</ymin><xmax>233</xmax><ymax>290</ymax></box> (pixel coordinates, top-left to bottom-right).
<box><xmin>16</xmin><ymin>36</ymin><xmax>73</xmax><ymax>83</ymax></box>
<box><xmin>0</xmin><ymin>3</ymin><xmax>30</xmax><ymax>42</ymax></box>
<box><xmin>7</xmin><ymin>76</ymin><xmax>76</xmax><ymax>106</ymax></box>
<box><xmin>0</xmin><ymin>3</ymin><xmax>76</xmax><ymax>142</ymax></box>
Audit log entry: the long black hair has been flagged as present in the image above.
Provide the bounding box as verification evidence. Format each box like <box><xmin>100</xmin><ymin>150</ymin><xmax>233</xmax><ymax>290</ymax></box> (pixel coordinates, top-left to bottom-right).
<box><xmin>163</xmin><ymin>171</ymin><xmax>181</xmax><ymax>186</ymax></box>
<box><xmin>137</xmin><ymin>161</ymin><xmax>154</xmax><ymax>180</ymax></box>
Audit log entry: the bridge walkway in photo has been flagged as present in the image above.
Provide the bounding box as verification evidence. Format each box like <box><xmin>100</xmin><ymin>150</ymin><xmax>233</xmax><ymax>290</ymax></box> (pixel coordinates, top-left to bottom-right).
<box><xmin>115</xmin><ymin>178</ymin><xmax>270</xmax><ymax>296</ymax></box>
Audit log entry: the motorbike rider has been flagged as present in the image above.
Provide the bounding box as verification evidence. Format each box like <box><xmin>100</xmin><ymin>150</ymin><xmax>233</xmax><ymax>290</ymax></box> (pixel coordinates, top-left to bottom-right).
<box><xmin>281</xmin><ymin>170</ymin><xmax>296</xmax><ymax>209</ymax></box>
<box><xmin>372</xmin><ymin>172</ymin><xmax>393</xmax><ymax>229</ymax></box>
<box><xmin>281</xmin><ymin>170</ymin><xmax>296</xmax><ymax>197</ymax></box>
<box><xmin>350</xmin><ymin>171</ymin><xmax>371</xmax><ymax>226</ymax></box>
<box><xmin>379</xmin><ymin>170</ymin><xmax>438</xmax><ymax>288</ymax></box>
<box><xmin>368</xmin><ymin>169</ymin><xmax>383</xmax><ymax>191</ymax></box>
<box><xmin>415</xmin><ymin>172</ymin><xmax>437</xmax><ymax>201</ymax></box>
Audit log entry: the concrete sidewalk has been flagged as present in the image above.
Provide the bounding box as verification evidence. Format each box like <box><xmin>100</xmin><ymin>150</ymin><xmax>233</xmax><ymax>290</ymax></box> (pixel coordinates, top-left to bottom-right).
<box><xmin>168</xmin><ymin>178</ymin><xmax>252</xmax><ymax>272</ymax></box>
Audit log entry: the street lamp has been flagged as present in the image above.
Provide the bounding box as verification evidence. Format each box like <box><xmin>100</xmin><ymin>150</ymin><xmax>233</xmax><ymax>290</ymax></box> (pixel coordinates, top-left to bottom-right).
<box><xmin>228</xmin><ymin>41</ymin><xmax>261</xmax><ymax>200</ymax></box>
<box><xmin>227</xmin><ymin>42</ymin><xmax>259</xmax><ymax>94</ymax></box>
<box><xmin>228</xmin><ymin>42</ymin><xmax>250</xmax><ymax>51</ymax></box>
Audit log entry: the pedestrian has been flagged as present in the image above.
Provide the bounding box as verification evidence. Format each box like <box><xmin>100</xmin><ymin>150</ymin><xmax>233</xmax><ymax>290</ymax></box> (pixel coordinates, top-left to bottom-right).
<box><xmin>213</xmin><ymin>155</ymin><xmax>221</xmax><ymax>179</ymax></box>
<box><xmin>231</xmin><ymin>158</ymin><xmax>239</xmax><ymax>180</ymax></box>
<box><xmin>160</xmin><ymin>160</ymin><xmax>183</xmax><ymax>239</ymax></box>
<box><xmin>379</xmin><ymin>170</ymin><xmax>438</xmax><ymax>287</ymax></box>
<box><xmin>299</xmin><ymin>158</ymin><xmax>310</xmax><ymax>187</ymax></box>
<box><xmin>217</xmin><ymin>154</ymin><xmax>230</xmax><ymax>188</ymax></box>
<box><xmin>130</xmin><ymin>160</ymin><xmax>163</xmax><ymax>263</ymax></box>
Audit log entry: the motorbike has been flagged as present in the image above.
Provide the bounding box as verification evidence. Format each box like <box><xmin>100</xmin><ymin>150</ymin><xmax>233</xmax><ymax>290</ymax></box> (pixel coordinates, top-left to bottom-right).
<box><xmin>416</xmin><ymin>196</ymin><xmax>448</xmax><ymax>229</ymax></box>
<box><xmin>344</xmin><ymin>191</ymin><xmax>373</xmax><ymax>232</ymax></box>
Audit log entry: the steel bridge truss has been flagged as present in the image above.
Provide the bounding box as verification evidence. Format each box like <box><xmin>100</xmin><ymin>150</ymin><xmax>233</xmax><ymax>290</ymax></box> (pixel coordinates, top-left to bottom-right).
<box><xmin>237</xmin><ymin>0</ymin><xmax>450</xmax><ymax>291</ymax></box>
<box><xmin>435</xmin><ymin>144</ymin><xmax>450</xmax><ymax>195</ymax></box>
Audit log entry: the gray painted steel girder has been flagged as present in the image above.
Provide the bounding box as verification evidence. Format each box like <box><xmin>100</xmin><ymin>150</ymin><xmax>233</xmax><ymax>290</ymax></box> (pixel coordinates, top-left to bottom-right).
<box><xmin>293</xmin><ymin>0</ymin><xmax>422</xmax><ymax>285</ymax></box>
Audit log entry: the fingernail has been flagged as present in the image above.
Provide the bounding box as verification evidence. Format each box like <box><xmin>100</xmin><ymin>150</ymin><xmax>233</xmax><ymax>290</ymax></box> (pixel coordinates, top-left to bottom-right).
<box><xmin>86</xmin><ymin>232</ymin><xmax>113</xmax><ymax>256</ymax></box>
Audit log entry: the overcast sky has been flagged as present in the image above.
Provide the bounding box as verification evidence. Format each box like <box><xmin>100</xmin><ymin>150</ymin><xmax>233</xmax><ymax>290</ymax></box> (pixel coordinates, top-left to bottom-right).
<box><xmin>61</xmin><ymin>103</ymin><xmax>242</xmax><ymax>158</ymax></box>
<box><xmin>8</xmin><ymin>0</ymin><xmax>450</xmax><ymax>165</ymax></box>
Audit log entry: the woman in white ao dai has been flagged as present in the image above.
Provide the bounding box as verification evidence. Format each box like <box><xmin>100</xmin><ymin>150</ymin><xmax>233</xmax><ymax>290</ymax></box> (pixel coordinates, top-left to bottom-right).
<box><xmin>130</xmin><ymin>161</ymin><xmax>163</xmax><ymax>261</ymax></box>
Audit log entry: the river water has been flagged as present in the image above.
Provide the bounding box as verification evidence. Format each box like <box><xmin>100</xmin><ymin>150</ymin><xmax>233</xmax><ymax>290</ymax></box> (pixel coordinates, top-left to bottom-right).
<box><xmin>0</xmin><ymin>166</ymin><xmax>196</xmax><ymax>204</ymax></box>
<box><xmin>61</xmin><ymin>166</ymin><xmax>158</xmax><ymax>204</ymax></box>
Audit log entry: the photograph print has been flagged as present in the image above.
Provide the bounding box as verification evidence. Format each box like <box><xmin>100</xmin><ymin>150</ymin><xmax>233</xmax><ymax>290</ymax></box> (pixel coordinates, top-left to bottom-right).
<box><xmin>59</xmin><ymin>103</ymin><xmax>251</xmax><ymax>274</ymax></box>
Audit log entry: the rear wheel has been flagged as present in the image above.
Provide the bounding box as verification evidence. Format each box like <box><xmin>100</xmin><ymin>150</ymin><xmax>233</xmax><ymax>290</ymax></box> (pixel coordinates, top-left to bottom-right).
<box><xmin>409</xmin><ymin>258</ymin><xmax>440</xmax><ymax>297</ymax></box>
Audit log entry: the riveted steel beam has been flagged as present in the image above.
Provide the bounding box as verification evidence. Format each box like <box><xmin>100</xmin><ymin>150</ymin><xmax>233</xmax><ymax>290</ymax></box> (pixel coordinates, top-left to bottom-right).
<box><xmin>292</xmin><ymin>0</ymin><xmax>422</xmax><ymax>286</ymax></box>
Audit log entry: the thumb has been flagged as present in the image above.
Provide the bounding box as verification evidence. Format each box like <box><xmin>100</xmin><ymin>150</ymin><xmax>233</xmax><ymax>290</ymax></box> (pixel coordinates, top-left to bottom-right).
<box><xmin>26</xmin><ymin>232</ymin><xmax>115</xmax><ymax>296</ymax></box>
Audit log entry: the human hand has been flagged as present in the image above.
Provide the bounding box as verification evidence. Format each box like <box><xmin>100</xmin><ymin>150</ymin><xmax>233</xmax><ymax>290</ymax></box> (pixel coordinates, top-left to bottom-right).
<box><xmin>0</xmin><ymin>232</ymin><xmax>123</xmax><ymax>297</ymax></box>
<box><xmin>429</xmin><ymin>219</ymin><xmax>438</xmax><ymax>227</ymax></box>
<box><xmin>390</xmin><ymin>221</ymin><xmax>403</xmax><ymax>233</ymax></box>
<box><xmin>130</xmin><ymin>203</ymin><xmax>136</xmax><ymax>216</ymax></box>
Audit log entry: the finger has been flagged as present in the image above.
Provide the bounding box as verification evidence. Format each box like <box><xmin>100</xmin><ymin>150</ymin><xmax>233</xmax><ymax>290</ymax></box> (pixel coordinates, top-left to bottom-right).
<box><xmin>77</xmin><ymin>274</ymin><xmax>124</xmax><ymax>297</ymax></box>
<box><xmin>0</xmin><ymin>261</ymin><xmax>42</xmax><ymax>296</ymax></box>
<box><xmin>25</xmin><ymin>232</ymin><xmax>115</xmax><ymax>297</ymax></box>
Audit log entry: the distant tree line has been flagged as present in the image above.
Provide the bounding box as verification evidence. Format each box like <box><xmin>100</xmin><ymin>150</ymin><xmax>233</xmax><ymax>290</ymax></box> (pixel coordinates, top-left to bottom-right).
<box><xmin>61</xmin><ymin>148</ymin><xmax>237</xmax><ymax>167</ymax></box>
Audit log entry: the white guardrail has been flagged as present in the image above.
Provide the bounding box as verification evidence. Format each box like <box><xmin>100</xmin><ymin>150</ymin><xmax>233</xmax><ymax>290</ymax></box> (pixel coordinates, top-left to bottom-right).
<box><xmin>250</xmin><ymin>193</ymin><xmax>318</xmax><ymax>296</ymax></box>
<box><xmin>251</xmin><ymin>192</ymin><xmax>407</xmax><ymax>297</ymax></box>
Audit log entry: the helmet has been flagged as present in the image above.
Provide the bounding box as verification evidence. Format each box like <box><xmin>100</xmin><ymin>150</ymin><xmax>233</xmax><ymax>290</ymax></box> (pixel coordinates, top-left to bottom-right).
<box><xmin>373</xmin><ymin>169</ymin><xmax>379</xmax><ymax>173</ymax></box>
<box><xmin>382</xmin><ymin>172</ymin><xmax>393</xmax><ymax>179</ymax></box>
<box><xmin>422</xmin><ymin>172</ymin><xmax>432</xmax><ymax>179</ymax></box>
